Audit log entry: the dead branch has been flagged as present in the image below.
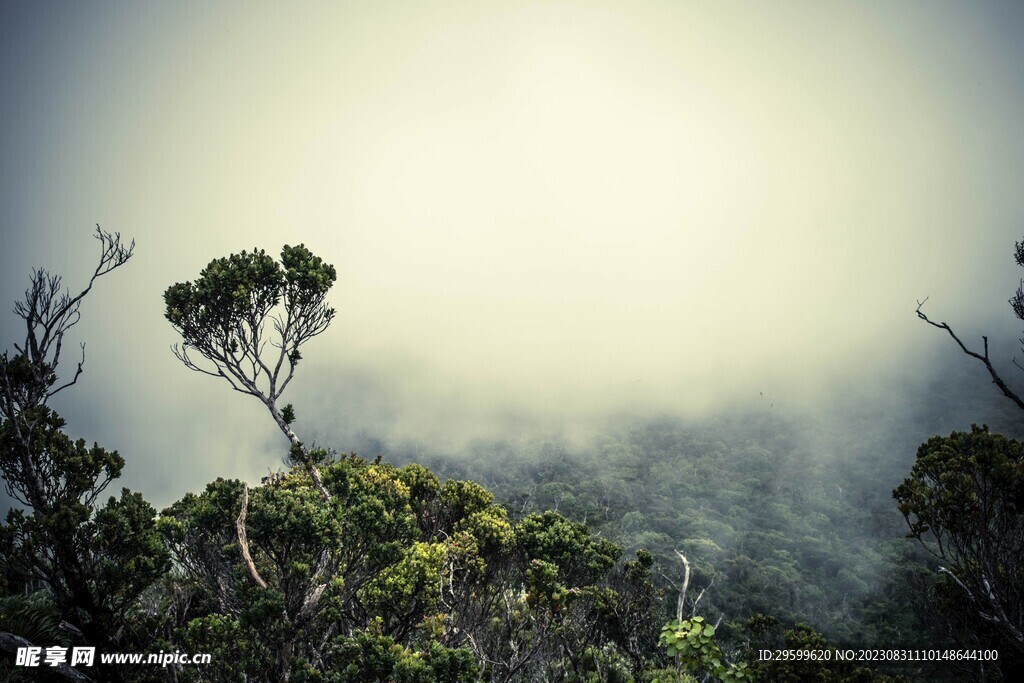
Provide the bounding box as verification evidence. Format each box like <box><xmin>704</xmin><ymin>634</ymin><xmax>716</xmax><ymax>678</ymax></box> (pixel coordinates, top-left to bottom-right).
<box><xmin>236</xmin><ymin>485</ymin><xmax>268</xmax><ymax>589</ymax></box>
<box><xmin>298</xmin><ymin>583</ymin><xmax>328</xmax><ymax>622</ymax></box>
<box><xmin>675</xmin><ymin>549</ymin><xmax>690</xmax><ymax>622</ymax></box>
<box><xmin>916</xmin><ymin>298</ymin><xmax>1024</xmax><ymax>412</ymax></box>
<box><xmin>691</xmin><ymin>577</ymin><xmax>714</xmax><ymax>614</ymax></box>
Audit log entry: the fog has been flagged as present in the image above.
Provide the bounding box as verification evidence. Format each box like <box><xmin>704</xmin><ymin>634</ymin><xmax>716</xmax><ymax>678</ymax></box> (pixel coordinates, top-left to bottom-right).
<box><xmin>3</xmin><ymin>0</ymin><xmax>1024</xmax><ymax>509</ymax></box>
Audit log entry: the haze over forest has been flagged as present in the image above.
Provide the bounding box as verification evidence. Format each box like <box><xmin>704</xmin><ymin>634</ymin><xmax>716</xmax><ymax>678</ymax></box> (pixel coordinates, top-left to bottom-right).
<box><xmin>6</xmin><ymin>3</ymin><xmax>1024</xmax><ymax>681</ymax></box>
<box><xmin>3</xmin><ymin>1</ymin><xmax>1024</xmax><ymax>511</ymax></box>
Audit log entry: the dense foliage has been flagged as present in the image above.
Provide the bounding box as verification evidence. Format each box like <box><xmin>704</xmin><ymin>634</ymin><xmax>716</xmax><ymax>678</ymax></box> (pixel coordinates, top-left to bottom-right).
<box><xmin>894</xmin><ymin>425</ymin><xmax>1024</xmax><ymax>670</ymax></box>
<box><xmin>155</xmin><ymin>454</ymin><xmax>669</xmax><ymax>682</ymax></box>
<box><xmin>3</xmin><ymin>236</ymin><xmax>1023</xmax><ymax>681</ymax></box>
<box><xmin>406</xmin><ymin>415</ymin><xmax>910</xmax><ymax>631</ymax></box>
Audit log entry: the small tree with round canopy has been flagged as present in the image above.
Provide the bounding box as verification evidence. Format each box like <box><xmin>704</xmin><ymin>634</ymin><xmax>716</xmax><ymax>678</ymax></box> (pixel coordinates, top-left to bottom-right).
<box><xmin>164</xmin><ymin>244</ymin><xmax>337</xmax><ymax>499</ymax></box>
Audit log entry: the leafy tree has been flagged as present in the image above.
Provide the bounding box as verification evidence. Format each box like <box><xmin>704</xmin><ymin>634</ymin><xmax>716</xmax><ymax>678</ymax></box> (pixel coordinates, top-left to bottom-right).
<box><xmin>515</xmin><ymin>510</ymin><xmax>620</xmax><ymax>588</ymax></box>
<box><xmin>418</xmin><ymin>417</ymin><xmax>899</xmax><ymax>646</ymax></box>
<box><xmin>314</xmin><ymin>629</ymin><xmax>478</xmax><ymax>683</ymax></box>
<box><xmin>1</xmin><ymin>227</ymin><xmax>133</xmax><ymax>511</ymax></box>
<box><xmin>161</xmin><ymin>456</ymin><xmax>487</xmax><ymax>681</ymax></box>
<box><xmin>596</xmin><ymin>549</ymin><xmax>665</xmax><ymax>677</ymax></box>
<box><xmin>158</xmin><ymin>452</ymin><xmax>664</xmax><ymax>682</ymax></box>
<box><xmin>0</xmin><ymin>236</ymin><xmax>654</xmax><ymax>681</ymax></box>
<box><xmin>163</xmin><ymin>244</ymin><xmax>336</xmax><ymax>451</ymax></box>
<box><xmin>0</xmin><ymin>228</ymin><xmax>169</xmax><ymax>682</ymax></box>
<box><xmin>657</xmin><ymin>615</ymin><xmax>751</xmax><ymax>683</ymax></box>
<box><xmin>744</xmin><ymin>619</ymin><xmax>903</xmax><ymax>683</ymax></box>
<box><xmin>910</xmin><ymin>235</ymin><xmax>1024</xmax><ymax>677</ymax></box>
<box><xmin>162</xmin><ymin>244</ymin><xmax>340</xmax><ymax>669</ymax></box>
<box><xmin>162</xmin><ymin>459</ymin><xmax>351</xmax><ymax>682</ymax></box>
<box><xmin>893</xmin><ymin>425</ymin><xmax>1024</xmax><ymax>671</ymax></box>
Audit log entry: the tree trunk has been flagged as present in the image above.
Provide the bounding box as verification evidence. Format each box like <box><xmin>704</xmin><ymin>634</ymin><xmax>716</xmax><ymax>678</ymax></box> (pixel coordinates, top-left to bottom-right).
<box><xmin>263</xmin><ymin>399</ymin><xmax>330</xmax><ymax>502</ymax></box>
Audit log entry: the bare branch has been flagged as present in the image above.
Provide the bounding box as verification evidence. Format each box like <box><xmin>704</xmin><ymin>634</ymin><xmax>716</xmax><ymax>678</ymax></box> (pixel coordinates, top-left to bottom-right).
<box><xmin>691</xmin><ymin>577</ymin><xmax>714</xmax><ymax>614</ymax></box>
<box><xmin>236</xmin><ymin>485</ymin><xmax>269</xmax><ymax>589</ymax></box>
<box><xmin>298</xmin><ymin>582</ymin><xmax>328</xmax><ymax>623</ymax></box>
<box><xmin>675</xmin><ymin>549</ymin><xmax>690</xmax><ymax>622</ymax></box>
<box><xmin>47</xmin><ymin>342</ymin><xmax>85</xmax><ymax>398</ymax></box>
<box><xmin>916</xmin><ymin>299</ymin><xmax>1024</xmax><ymax>412</ymax></box>
<box><xmin>3</xmin><ymin>227</ymin><xmax>134</xmax><ymax>416</ymax></box>
<box><xmin>937</xmin><ymin>567</ymin><xmax>995</xmax><ymax>623</ymax></box>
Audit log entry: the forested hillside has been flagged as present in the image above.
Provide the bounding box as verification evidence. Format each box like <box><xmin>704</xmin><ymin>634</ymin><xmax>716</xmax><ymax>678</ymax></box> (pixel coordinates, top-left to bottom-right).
<box><xmin>3</xmin><ymin>235</ymin><xmax>1023</xmax><ymax>682</ymax></box>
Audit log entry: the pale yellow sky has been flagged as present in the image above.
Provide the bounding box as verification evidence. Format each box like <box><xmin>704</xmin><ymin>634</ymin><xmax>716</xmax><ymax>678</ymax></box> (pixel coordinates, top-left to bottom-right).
<box><xmin>3</xmin><ymin>0</ymin><xmax>1024</xmax><ymax>498</ymax></box>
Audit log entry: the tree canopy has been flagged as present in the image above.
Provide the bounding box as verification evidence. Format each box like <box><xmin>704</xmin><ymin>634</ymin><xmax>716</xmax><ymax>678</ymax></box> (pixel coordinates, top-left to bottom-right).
<box><xmin>0</xmin><ymin>228</ymin><xmax>168</xmax><ymax>683</ymax></box>
<box><xmin>164</xmin><ymin>244</ymin><xmax>337</xmax><ymax>446</ymax></box>
<box><xmin>2</xmin><ymin>234</ymin><xmax>1007</xmax><ymax>681</ymax></box>
<box><xmin>894</xmin><ymin>426</ymin><xmax>1024</xmax><ymax>666</ymax></box>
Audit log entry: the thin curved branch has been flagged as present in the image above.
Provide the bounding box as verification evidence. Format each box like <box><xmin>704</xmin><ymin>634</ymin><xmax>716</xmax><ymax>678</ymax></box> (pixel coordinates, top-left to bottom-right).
<box><xmin>47</xmin><ymin>342</ymin><xmax>86</xmax><ymax>398</ymax></box>
<box><xmin>916</xmin><ymin>298</ymin><xmax>1024</xmax><ymax>412</ymax></box>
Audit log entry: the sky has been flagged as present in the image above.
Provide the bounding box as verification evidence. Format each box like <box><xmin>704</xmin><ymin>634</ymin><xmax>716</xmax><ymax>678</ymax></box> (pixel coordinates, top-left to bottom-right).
<box><xmin>3</xmin><ymin>0</ymin><xmax>1024</xmax><ymax>508</ymax></box>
